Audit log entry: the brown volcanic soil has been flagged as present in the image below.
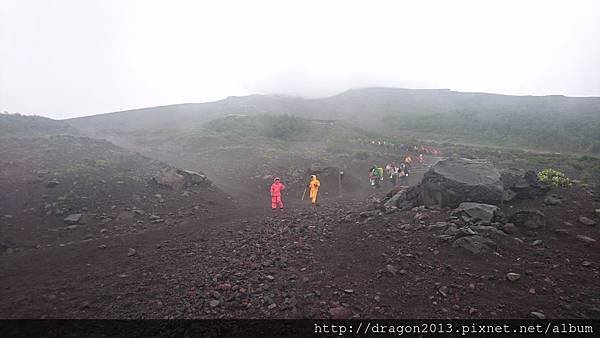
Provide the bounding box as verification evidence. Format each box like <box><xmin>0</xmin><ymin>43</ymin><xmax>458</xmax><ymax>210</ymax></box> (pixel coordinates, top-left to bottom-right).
<box><xmin>0</xmin><ymin>136</ymin><xmax>234</xmax><ymax>252</ymax></box>
<box><xmin>0</xmin><ymin>136</ymin><xmax>599</xmax><ymax>319</ymax></box>
<box><xmin>1</xmin><ymin>186</ymin><xmax>598</xmax><ymax>319</ymax></box>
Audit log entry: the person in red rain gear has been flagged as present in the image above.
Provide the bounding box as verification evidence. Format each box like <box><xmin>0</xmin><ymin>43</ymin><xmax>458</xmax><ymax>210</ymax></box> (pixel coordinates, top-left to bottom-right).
<box><xmin>270</xmin><ymin>177</ymin><xmax>286</xmax><ymax>210</ymax></box>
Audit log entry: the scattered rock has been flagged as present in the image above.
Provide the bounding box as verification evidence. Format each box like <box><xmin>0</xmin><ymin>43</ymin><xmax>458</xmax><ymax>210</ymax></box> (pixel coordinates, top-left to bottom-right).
<box><xmin>414</xmin><ymin>212</ymin><xmax>429</xmax><ymax>221</ymax></box>
<box><xmin>428</xmin><ymin>221</ymin><xmax>448</xmax><ymax>229</ymax></box>
<box><xmin>553</xmin><ymin>228</ymin><xmax>569</xmax><ymax>236</ymax></box>
<box><xmin>501</xmin><ymin>169</ymin><xmax>549</xmax><ymax>200</ymax></box>
<box><xmin>452</xmin><ymin>235</ymin><xmax>495</xmax><ymax>254</ymax></box>
<box><xmin>385</xmin><ymin>264</ymin><xmax>398</xmax><ymax>275</ymax></box>
<box><xmin>500</xmin><ymin>223</ymin><xmax>517</xmax><ymax>234</ymax></box>
<box><xmin>543</xmin><ymin>195</ymin><xmax>563</xmax><ymax>206</ymax></box>
<box><xmin>209</xmin><ymin>300</ymin><xmax>220</xmax><ymax>308</ymax></box>
<box><xmin>470</xmin><ymin>225</ymin><xmax>507</xmax><ymax>237</ymax></box>
<box><xmin>63</xmin><ymin>213</ymin><xmax>82</xmax><ymax>225</ymax></box>
<box><xmin>384</xmin><ymin>187</ymin><xmax>413</xmax><ymax>210</ymax></box>
<box><xmin>453</xmin><ymin>202</ymin><xmax>501</xmax><ymax>223</ymax></box>
<box><xmin>329</xmin><ymin>306</ymin><xmax>353</xmax><ymax>319</ymax></box>
<box><xmin>127</xmin><ymin>248</ymin><xmax>137</xmax><ymax>257</ymax></box>
<box><xmin>217</xmin><ymin>283</ymin><xmax>232</xmax><ymax>290</ymax></box>
<box><xmin>509</xmin><ymin>210</ymin><xmax>545</xmax><ymax>229</ymax></box>
<box><xmin>530</xmin><ymin>311</ymin><xmax>546</xmax><ymax>319</ymax></box>
<box><xmin>45</xmin><ymin>180</ymin><xmax>60</xmax><ymax>188</ymax></box>
<box><xmin>506</xmin><ymin>272</ymin><xmax>521</xmax><ymax>281</ymax></box>
<box><xmin>576</xmin><ymin>235</ymin><xmax>596</xmax><ymax>244</ymax></box>
<box><xmin>444</xmin><ymin>225</ymin><xmax>460</xmax><ymax>236</ymax></box>
<box><xmin>359</xmin><ymin>211</ymin><xmax>378</xmax><ymax>218</ymax></box>
<box><xmin>398</xmin><ymin>224</ymin><xmax>413</xmax><ymax>231</ymax></box>
<box><xmin>578</xmin><ymin>216</ymin><xmax>596</xmax><ymax>226</ymax></box>
<box><xmin>438</xmin><ymin>285</ymin><xmax>448</xmax><ymax>297</ymax></box>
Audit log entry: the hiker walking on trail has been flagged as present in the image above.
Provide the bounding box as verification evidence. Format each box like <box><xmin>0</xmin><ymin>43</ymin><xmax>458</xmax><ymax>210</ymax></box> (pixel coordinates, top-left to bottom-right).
<box><xmin>399</xmin><ymin>162</ymin><xmax>409</xmax><ymax>186</ymax></box>
<box><xmin>369</xmin><ymin>165</ymin><xmax>383</xmax><ymax>188</ymax></box>
<box><xmin>386</xmin><ymin>161</ymin><xmax>398</xmax><ymax>185</ymax></box>
<box><xmin>390</xmin><ymin>165</ymin><xmax>400</xmax><ymax>186</ymax></box>
<box><xmin>308</xmin><ymin>175</ymin><xmax>321</xmax><ymax>205</ymax></box>
<box><xmin>385</xmin><ymin>161</ymin><xmax>394</xmax><ymax>176</ymax></box>
<box><xmin>270</xmin><ymin>177</ymin><xmax>286</xmax><ymax>210</ymax></box>
<box><xmin>403</xmin><ymin>154</ymin><xmax>413</xmax><ymax>168</ymax></box>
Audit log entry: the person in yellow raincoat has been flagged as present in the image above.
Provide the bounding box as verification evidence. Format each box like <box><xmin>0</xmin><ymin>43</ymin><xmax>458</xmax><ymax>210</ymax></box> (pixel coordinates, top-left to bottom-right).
<box><xmin>404</xmin><ymin>153</ymin><xmax>413</xmax><ymax>167</ymax></box>
<box><xmin>308</xmin><ymin>175</ymin><xmax>321</xmax><ymax>205</ymax></box>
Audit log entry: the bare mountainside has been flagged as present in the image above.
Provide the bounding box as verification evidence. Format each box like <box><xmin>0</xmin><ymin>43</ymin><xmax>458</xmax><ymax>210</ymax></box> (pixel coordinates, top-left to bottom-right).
<box><xmin>66</xmin><ymin>88</ymin><xmax>600</xmax><ymax>154</ymax></box>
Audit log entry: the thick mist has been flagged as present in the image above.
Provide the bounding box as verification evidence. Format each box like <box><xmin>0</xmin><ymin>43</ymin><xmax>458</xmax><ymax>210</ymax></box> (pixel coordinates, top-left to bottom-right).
<box><xmin>1</xmin><ymin>0</ymin><xmax>600</xmax><ymax>119</ymax></box>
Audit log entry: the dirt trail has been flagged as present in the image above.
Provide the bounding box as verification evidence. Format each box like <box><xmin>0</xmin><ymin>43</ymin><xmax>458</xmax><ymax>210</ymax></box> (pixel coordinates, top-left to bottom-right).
<box><xmin>2</xmin><ymin>183</ymin><xmax>598</xmax><ymax>319</ymax></box>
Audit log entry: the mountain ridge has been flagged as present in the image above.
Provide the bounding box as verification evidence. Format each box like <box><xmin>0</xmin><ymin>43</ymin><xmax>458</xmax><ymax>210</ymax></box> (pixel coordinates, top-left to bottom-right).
<box><xmin>61</xmin><ymin>87</ymin><xmax>600</xmax><ymax>154</ymax></box>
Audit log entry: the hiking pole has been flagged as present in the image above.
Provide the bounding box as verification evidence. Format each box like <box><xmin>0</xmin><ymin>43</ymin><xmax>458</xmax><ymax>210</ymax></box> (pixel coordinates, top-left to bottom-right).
<box><xmin>301</xmin><ymin>187</ymin><xmax>307</xmax><ymax>201</ymax></box>
<box><xmin>338</xmin><ymin>170</ymin><xmax>343</xmax><ymax>198</ymax></box>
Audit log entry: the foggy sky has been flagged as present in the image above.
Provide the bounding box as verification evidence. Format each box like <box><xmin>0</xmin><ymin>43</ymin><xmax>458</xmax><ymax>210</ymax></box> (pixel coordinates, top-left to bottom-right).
<box><xmin>1</xmin><ymin>0</ymin><xmax>600</xmax><ymax>119</ymax></box>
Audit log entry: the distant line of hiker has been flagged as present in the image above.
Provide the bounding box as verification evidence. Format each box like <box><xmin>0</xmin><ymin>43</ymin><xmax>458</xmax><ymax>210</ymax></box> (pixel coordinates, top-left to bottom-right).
<box><xmin>354</xmin><ymin>139</ymin><xmax>442</xmax><ymax>156</ymax></box>
<box><xmin>370</xmin><ymin>163</ymin><xmax>408</xmax><ymax>189</ymax></box>
<box><xmin>269</xmin><ymin>149</ymin><xmax>434</xmax><ymax>208</ymax></box>
<box><xmin>369</xmin><ymin>153</ymin><xmax>425</xmax><ymax>189</ymax></box>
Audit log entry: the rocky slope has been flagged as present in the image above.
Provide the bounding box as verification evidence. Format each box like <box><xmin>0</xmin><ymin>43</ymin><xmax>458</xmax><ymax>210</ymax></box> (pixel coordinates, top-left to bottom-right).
<box><xmin>1</xmin><ymin>154</ymin><xmax>598</xmax><ymax>319</ymax></box>
<box><xmin>0</xmin><ymin>135</ymin><xmax>234</xmax><ymax>253</ymax></box>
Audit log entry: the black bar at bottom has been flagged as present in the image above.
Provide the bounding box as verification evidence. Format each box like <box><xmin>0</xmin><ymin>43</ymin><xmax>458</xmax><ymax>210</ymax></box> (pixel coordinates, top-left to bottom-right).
<box><xmin>0</xmin><ymin>319</ymin><xmax>598</xmax><ymax>338</ymax></box>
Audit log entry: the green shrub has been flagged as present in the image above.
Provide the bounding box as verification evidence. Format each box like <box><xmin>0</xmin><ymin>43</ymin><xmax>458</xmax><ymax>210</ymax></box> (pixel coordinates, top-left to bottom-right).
<box><xmin>537</xmin><ymin>168</ymin><xmax>571</xmax><ymax>188</ymax></box>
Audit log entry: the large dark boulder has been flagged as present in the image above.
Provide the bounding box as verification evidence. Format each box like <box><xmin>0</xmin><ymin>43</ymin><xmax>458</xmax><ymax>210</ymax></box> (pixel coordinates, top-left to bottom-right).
<box><xmin>419</xmin><ymin>158</ymin><xmax>503</xmax><ymax>208</ymax></box>
<box><xmin>152</xmin><ymin>168</ymin><xmax>210</xmax><ymax>190</ymax></box>
<box><xmin>383</xmin><ymin>158</ymin><xmax>551</xmax><ymax>211</ymax></box>
<box><xmin>500</xmin><ymin>168</ymin><xmax>549</xmax><ymax>201</ymax></box>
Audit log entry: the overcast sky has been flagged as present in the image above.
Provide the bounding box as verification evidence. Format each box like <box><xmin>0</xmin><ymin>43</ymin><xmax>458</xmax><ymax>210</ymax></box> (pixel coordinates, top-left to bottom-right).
<box><xmin>1</xmin><ymin>0</ymin><xmax>599</xmax><ymax>119</ymax></box>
